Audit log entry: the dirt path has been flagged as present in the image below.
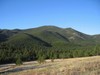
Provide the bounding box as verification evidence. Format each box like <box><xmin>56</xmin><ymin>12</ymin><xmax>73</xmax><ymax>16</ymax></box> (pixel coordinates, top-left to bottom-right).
<box><xmin>0</xmin><ymin>61</ymin><xmax>54</xmax><ymax>75</ymax></box>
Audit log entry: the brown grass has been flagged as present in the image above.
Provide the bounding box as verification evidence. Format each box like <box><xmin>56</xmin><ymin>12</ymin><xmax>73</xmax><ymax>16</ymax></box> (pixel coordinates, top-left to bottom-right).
<box><xmin>1</xmin><ymin>56</ymin><xmax>100</xmax><ymax>75</ymax></box>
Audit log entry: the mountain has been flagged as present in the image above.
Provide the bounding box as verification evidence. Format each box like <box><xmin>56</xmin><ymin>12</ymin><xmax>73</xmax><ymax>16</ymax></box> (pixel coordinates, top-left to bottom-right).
<box><xmin>0</xmin><ymin>26</ymin><xmax>100</xmax><ymax>64</ymax></box>
<box><xmin>92</xmin><ymin>34</ymin><xmax>100</xmax><ymax>43</ymax></box>
<box><xmin>0</xmin><ymin>29</ymin><xmax>21</xmax><ymax>42</ymax></box>
<box><xmin>19</xmin><ymin>26</ymin><xmax>91</xmax><ymax>43</ymax></box>
<box><xmin>0</xmin><ymin>26</ymin><xmax>100</xmax><ymax>45</ymax></box>
<box><xmin>7</xmin><ymin>33</ymin><xmax>51</xmax><ymax>48</ymax></box>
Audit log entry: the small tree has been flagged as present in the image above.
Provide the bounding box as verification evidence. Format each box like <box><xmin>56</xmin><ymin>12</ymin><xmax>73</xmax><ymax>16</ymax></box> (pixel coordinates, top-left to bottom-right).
<box><xmin>15</xmin><ymin>53</ymin><xmax>23</xmax><ymax>65</ymax></box>
<box><xmin>59</xmin><ymin>52</ymin><xmax>65</xmax><ymax>59</ymax></box>
<box><xmin>50</xmin><ymin>51</ymin><xmax>57</xmax><ymax>62</ymax></box>
<box><xmin>37</xmin><ymin>55</ymin><xmax>45</xmax><ymax>64</ymax></box>
<box><xmin>37</xmin><ymin>50</ymin><xmax>46</xmax><ymax>64</ymax></box>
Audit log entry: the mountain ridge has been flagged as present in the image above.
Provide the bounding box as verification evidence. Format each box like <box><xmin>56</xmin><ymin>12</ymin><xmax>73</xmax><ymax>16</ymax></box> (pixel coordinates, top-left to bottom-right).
<box><xmin>0</xmin><ymin>26</ymin><xmax>100</xmax><ymax>45</ymax></box>
<box><xmin>0</xmin><ymin>26</ymin><xmax>100</xmax><ymax>41</ymax></box>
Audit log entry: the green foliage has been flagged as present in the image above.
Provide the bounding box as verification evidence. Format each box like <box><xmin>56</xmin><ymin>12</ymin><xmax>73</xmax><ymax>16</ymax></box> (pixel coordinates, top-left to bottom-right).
<box><xmin>0</xmin><ymin>26</ymin><xmax>100</xmax><ymax>64</ymax></box>
<box><xmin>37</xmin><ymin>55</ymin><xmax>46</xmax><ymax>64</ymax></box>
<box><xmin>49</xmin><ymin>50</ymin><xmax>57</xmax><ymax>62</ymax></box>
<box><xmin>37</xmin><ymin>50</ymin><xmax>46</xmax><ymax>64</ymax></box>
<box><xmin>15</xmin><ymin>54</ymin><xmax>23</xmax><ymax>65</ymax></box>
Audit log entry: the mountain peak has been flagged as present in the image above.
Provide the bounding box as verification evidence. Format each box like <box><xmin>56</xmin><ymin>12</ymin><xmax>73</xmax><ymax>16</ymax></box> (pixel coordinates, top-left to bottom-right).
<box><xmin>38</xmin><ymin>25</ymin><xmax>61</xmax><ymax>29</ymax></box>
<box><xmin>65</xmin><ymin>27</ymin><xmax>76</xmax><ymax>31</ymax></box>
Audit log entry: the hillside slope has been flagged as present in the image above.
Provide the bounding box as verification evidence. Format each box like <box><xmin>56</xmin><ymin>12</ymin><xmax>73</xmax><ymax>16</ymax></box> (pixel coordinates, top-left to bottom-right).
<box><xmin>0</xmin><ymin>26</ymin><xmax>99</xmax><ymax>45</ymax></box>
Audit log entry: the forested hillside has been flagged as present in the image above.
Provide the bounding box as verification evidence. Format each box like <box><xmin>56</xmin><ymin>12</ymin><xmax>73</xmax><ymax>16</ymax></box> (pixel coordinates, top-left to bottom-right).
<box><xmin>0</xmin><ymin>26</ymin><xmax>100</xmax><ymax>64</ymax></box>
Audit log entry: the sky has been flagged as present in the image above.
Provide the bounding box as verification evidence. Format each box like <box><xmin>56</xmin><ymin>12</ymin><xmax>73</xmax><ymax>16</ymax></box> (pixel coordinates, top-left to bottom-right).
<box><xmin>0</xmin><ymin>0</ymin><xmax>100</xmax><ymax>35</ymax></box>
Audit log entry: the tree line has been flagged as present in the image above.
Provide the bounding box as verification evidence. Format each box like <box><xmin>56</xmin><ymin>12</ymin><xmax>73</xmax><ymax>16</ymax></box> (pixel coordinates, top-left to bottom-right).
<box><xmin>0</xmin><ymin>42</ymin><xmax>100</xmax><ymax>65</ymax></box>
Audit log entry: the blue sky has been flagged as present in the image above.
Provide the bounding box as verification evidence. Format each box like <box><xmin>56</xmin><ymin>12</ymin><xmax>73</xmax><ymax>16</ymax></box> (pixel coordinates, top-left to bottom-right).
<box><xmin>0</xmin><ymin>0</ymin><xmax>100</xmax><ymax>35</ymax></box>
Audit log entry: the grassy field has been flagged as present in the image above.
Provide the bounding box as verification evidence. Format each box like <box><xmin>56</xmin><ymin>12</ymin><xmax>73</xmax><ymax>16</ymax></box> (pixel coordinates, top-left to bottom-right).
<box><xmin>0</xmin><ymin>56</ymin><xmax>100</xmax><ymax>75</ymax></box>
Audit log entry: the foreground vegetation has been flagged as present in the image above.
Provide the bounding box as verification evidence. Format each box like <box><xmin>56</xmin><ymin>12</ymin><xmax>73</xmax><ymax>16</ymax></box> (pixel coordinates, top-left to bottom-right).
<box><xmin>0</xmin><ymin>42</ymin><xmax>100</xmax><ymax>65</ymax></box>
<box><xmin>1</xmin><ymin>56</ymin><xmax>99</xmax><ymax>75</ymax></box>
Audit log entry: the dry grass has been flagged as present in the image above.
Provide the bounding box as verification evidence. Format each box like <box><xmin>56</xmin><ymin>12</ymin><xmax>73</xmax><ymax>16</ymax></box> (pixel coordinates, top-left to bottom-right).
<box><xmin>1</xmin><ymin>56</ymin><xmax>100</xmax><ymax>75</ymax></box>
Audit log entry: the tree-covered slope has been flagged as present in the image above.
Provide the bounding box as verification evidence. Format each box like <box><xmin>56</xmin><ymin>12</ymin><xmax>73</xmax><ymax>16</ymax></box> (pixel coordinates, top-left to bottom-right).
<box><xmin>92</xmin><ymin>35</ymin><xmax>100</xmax><ymax>43</ymax></box>
<box><xmin>0</xmin><ymin>26</ymin><xmax>100</xmax><ymax>64</ymax></box>
<box><xmin>0</xmin><ymin>29</ymin><xmax>21</xmax><ymax>42</ymax></box>
<box><xmin>0</xmin><ymin>26</ymin><xmax>100</xmax><ymax>45</ymax></box>
<box><xmin>6</xmin><ymin>33</ymin><xmax>51</xmax><ymax>48</ymax></box>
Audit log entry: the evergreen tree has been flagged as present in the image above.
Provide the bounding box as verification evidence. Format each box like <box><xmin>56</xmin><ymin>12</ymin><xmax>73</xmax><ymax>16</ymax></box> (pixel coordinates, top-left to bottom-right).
<box><xmin>37</xmin><ymin>55</ymin><xmax>46</xmax><ymax>64</ymax></box>
<box><xmin>15</xmin><ymin>53</ymin><xmax>23</xmax><ymax>65</ymax></box>
<box><xmin>37</xmin><ymin>49</ymin><xmax>46</xmax><ymax>64</ymax></box>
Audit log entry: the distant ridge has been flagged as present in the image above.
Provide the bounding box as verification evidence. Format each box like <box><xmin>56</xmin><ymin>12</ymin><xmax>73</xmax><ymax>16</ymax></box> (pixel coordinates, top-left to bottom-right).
<box><xmin>0</xmin><ymin>26</ymin><xmax>100</xmax><ymax>44</ymax></box>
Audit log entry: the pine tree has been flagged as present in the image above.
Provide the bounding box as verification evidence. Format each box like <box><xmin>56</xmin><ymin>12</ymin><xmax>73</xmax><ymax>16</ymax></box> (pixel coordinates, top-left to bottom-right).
<box><xmin>15</xmin><ymin>53</ymin><xmax>23</xmax><ymax>65</ymax></box>
<box><xmin>50</xmin><ymin>50</ymin><xmax>57</xmax><ymax>62</ymax></box>
<box><xmin>37</xmin><ymin>49</ymin><xmax>46</xmax><ymax>64</ymax></box>
<box><xmin>37</xmin><ymin>55</ymin><xmax>45</xmax><ymax>64</ymax></box>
